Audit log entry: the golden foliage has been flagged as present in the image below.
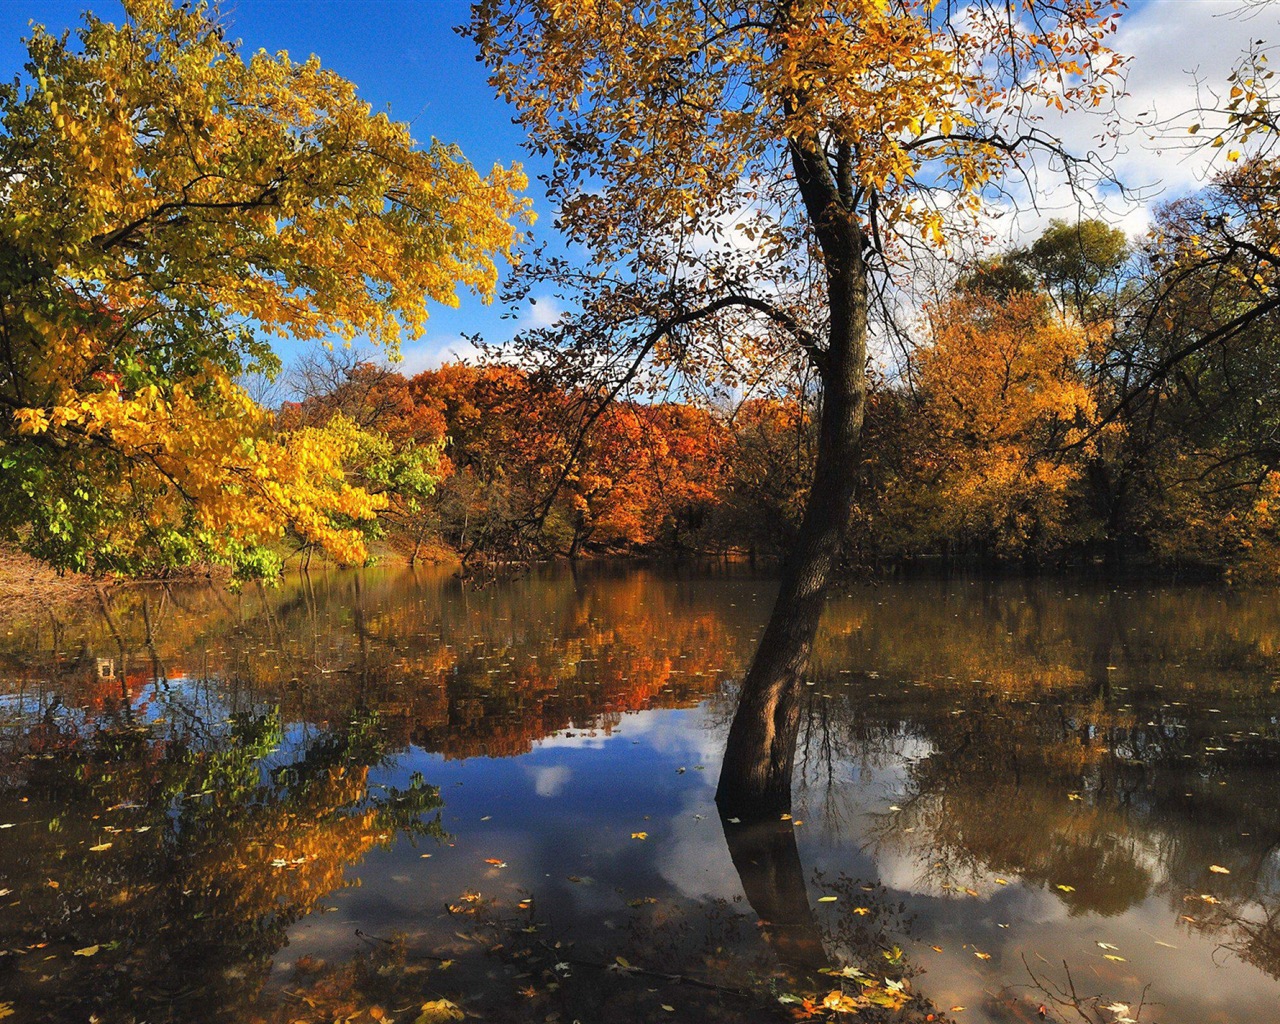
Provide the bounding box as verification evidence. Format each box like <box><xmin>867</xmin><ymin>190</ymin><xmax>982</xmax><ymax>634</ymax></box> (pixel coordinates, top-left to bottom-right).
<box><xmin>0</xmin><ymin>0</ymin><xmax>530</xmax><ymax>576</ymax></box>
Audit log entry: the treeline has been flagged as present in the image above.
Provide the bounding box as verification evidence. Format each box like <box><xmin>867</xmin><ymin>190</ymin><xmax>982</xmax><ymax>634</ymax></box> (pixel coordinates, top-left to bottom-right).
<box><xmin>288</xmin><ymin>204</ymin><xmax>1280</xmax><ymax>581</ymax></box>
<box><xmin>278</xmin><ymin>358</ymin><xmax>813</xmax><ymax>565</ymax></box>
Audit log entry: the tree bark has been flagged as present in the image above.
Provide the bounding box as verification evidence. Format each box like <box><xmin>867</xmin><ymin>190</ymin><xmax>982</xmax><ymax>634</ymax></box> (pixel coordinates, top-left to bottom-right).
<box><xmin>715</xmin><ymin>133</ymin><xmax>868</xmax><ymax>821</ymax></box>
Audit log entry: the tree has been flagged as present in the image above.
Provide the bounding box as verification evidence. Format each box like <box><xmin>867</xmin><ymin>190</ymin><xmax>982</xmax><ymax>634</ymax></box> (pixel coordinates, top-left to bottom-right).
<box><xmin>467</xmin><ymin>0</ymin><xmax>1124</xmax><ymax>816</ymax></box>
<box><xmin>893</xmin><ymin>290</ymin><xmax>1099</xmax><ymax>560</ymax></box>
<box><xmin>0</xmin><ymin>0</ymin><xmax>529</xmax><ymax>578</ymax></box>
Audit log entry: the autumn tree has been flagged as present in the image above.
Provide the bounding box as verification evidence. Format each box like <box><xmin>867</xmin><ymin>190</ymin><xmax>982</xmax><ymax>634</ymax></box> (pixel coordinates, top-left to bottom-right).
<box><xmin>890</xmin><ymin>290</ymin><xmax>1100</xmax><ymax>560</ymax></box>
<box><xmin>0</xmin><ymin>0</ymin><xmax>529</xmax><ymax>579</ymax></box>
<box><xmin>467</xmin><ymin>0</ymin><xmax>1125</xmax><ymax>815</ymax></box>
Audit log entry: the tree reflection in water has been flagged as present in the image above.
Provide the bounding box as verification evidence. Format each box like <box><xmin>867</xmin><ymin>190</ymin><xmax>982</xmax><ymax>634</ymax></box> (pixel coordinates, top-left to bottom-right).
<box><xmin>0</xmin><ymin>700</ymin><xmax>443</xmax><ymax>1023</ymax></box>
<box><xmin>2</xmin><ymin>572</ymin><xmax>1280</xmax><ymax>1020</ymax></box>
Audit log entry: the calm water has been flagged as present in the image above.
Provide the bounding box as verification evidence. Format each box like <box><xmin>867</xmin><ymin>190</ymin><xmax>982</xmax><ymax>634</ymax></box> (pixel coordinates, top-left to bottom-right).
<box><xmin>1</xmin><ymin>567</ymin><xmax>1279</xmax><ymax>1023</ymax></box>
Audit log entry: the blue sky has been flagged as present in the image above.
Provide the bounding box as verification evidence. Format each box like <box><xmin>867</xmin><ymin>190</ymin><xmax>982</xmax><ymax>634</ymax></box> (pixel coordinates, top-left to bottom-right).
<box><xmin>2</xmin><ymin>1</ymin><xmax>1277</xmax><ymax>376</ymax></box>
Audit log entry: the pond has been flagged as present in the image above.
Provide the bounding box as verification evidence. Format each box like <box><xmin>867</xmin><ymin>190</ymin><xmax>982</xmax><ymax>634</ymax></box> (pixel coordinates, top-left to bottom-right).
<box><xmin>1</xmin><ymin>566</ymin><xmax>1278</xmax><ymax>1023</ymax></box>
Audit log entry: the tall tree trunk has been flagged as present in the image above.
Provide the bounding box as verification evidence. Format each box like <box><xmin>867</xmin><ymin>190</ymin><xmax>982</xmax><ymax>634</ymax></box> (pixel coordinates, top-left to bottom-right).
<box><xmin>715</xmin><ymin>135</ymin><xmax>868</xmax><ymax>821</ymax></box>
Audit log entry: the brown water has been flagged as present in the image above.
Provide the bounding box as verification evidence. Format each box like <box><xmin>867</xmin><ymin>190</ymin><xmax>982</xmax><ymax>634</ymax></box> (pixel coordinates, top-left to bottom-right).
<box><xmin>0</xmin><ymin>566</ymin><xmax>1278</xmax><ymax>1023</ymax></box>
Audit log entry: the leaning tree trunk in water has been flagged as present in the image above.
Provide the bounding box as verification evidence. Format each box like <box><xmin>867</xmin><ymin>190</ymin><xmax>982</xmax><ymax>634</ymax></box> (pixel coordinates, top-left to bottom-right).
<box><xmin>715</xmin><ymin>137</ymin><xmax>869</xmax><ymax>821</ymax></box>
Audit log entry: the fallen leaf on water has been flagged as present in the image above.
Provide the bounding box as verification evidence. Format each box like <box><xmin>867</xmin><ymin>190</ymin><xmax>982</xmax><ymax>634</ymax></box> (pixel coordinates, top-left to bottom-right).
<box><xmin>995</xmin><ymin>878</ymin><xmax>1009</xmax><ymax>885</ymax></box>
<box><xmin>974</xmin><ymin>951</ymin><xmax>991</xmax><ymax>960</ymax></box>
<box><xmin>817</xmin><ymin>895</ymin><xmax>838</xmax><ymax>903</ymax></box>
<box><xmin>631</xmin><ymin>832</ymin><xmax>648</xmax><ymax>841</ymax></box>
<box><xmin>73</xmin><ymin>945</ymin><xmax>98</xmax><ymax>957</ymax></box>
<box><xmin>415</xmin><ymin>998</ymin><xmax>464</xmax><ymax>1024</ymax></box>
<box><xmin>1154</xmin><ymin>940</ymin><xmax>1178</xmax><ymax>948</ymax></box>
<box><xmin>1056</xmin><ymin>884</ymin><xmax>1075</xmax><ymax>893</ymax></box>
<box><xmin>661</xmin><ymin>1006</ymin><xmax>675</xmax><ymax>1012</ymax></box>
<box><xmin>480</xmin><ymin>815</ymin><xmax>491</xmax><ymax>821</ymax></box>
<box><xmin>484</xmin><ymin>858</ymin><xmax>507</xmax><ymax>868</ymax></box>
<box><xmin>930</xmin><ymin>945</ymin><xmax>943</xmax><ymax>952</ymax></box>
<box><xmin>1209</xmin><ymin>864</ymin><xmax>1231</xmax><ymax>874</ymax></box>
<box><xmin>853</xmin><ymin>907</ymin><xmax>871</xmax><ymax>916</ymax></box>
<box><xmin>949</xmin><ymin>1007</ymin><xmax>965</xmax><ymax>1013</ymax></box>
<box><xmin>1103</xmin><ymin>954</ymin><xmax>1126</xmax><ymax>962</ymax></box>
<box><xmin>963</xmin><ymin>888</ymin><xmax>979</xmax><ymax>897</ymax></box>
<box><xmin>89</xmin><ymin>843</ymin><xmax>112</xmax><ymax>852</ymax></box>
<box><xmin>46</xmin><ymin>880</ymin><xmax>59</xmax><ymax>889</ymax></box>
<box><xmin>1097</xmin><ymin>942</ymin><xmax>1119</xmax><ymax>950</ymax></box>
<box><xmin>727</xmin><ymin>817</ymin><xmax>741</xmax><ymax>824</ymax></box>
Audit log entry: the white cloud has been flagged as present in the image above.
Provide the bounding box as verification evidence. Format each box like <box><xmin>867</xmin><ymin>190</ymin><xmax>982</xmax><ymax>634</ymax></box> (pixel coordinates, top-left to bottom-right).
<box><xmin>525</xmin><ymin>764</ymin><xmax>573</xmax><ymax>797</ymax></box>
<box><xmin>991</xmin><ymin>0</ymin><xmax>1278</xmax><ymax>243</ymax></box>
<box><xmin>384</xmin><ymin>334</ymin><xmax>480</xmax><ymax>376</ymax></box>
<box><xmin>520</xmin><ymin>293</ymin><xmax>564</xmax><ymax>330</ymax></box>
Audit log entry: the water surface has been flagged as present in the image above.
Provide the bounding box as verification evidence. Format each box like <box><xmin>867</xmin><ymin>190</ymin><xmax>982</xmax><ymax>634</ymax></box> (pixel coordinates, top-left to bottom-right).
<box><xmin>1</xmin><ymin>567</ymin><xmax>1278</xmax><ymax>1023</ymax></box>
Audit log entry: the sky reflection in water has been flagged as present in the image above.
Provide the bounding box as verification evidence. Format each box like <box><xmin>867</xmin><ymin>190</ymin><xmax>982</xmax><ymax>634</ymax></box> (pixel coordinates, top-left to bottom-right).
<box><xmin>1</xmin><ymin>567</ymin><xmax>1278</xmax><ymax>1023</ymax></box>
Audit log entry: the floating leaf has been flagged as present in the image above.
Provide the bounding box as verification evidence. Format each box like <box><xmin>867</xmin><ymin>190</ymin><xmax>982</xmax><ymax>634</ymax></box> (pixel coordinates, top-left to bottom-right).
<box><xmin>853</xmin><ymin>907</ymin><xmax>871</xmax><ymax>916</ymax></box>
<box><xmin>89</xmin><ymin>843</ymin><xmax>112</xmax><ymax>852</ymax></box>
<box><xmin>974</xmin><ymin>950</ymin><xmax>992</xmax><ymax>960</ymax></box>
<box><xmin>1209</xmin><ymin>864</ymin><xmax>1231</xmax><ymax>874</ymax></box>
<box><xmin>415</xmin><ymin>999</ymin><xmax>464</xmax><ymax>1024</ymax></box>
<box><xmin>1097</xmin><ymin>942</ymin><xmax>1119</xmax><ymax>950</ymax></box>
<box><xmin>73</xmin><ymin>945</ymin><xmax>99</xmax><ymax>957</ymax></box>
<box><xmin>818</xmin><ymin>895</ymin><xmax>838</xmax><ymax>903</ymax></box>
<box><xmin>1103</xmin><ymin>954</ymin><xmax>1126</xmax><ymax>962</ymax></box>
<box><xmin>1056</xmin><ymin>884</ymin><xmax>1075</xmax><ymax>892</ymax></box>
<box><xmin>631</xmin><ymin>832</ymin><xmax>648</xmax><ymax>840</ymax></box>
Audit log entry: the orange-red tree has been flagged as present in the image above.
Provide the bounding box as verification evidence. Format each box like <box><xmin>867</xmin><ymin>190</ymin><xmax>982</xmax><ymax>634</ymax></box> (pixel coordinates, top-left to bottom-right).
<box><xmin>467</xmin><ymin>0</ymin><xmax>1125</xmax><ymax>816</ymax></box>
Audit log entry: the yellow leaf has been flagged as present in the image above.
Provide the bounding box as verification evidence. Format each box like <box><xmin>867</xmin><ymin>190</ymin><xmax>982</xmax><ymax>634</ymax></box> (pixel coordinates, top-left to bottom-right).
<box><xmin>415</xmin><ymin>1000</ymin><xmax>464</xmax><ymax>1024</ymax></box>
<box><xmin>73</xmin><ymin>945</ymin><xmax>99</xmax><ymax>957</ymax></box>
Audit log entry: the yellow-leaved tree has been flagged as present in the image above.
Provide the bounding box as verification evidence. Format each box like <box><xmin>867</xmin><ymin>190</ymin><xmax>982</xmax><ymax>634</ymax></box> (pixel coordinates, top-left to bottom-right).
<box><xmin>0</xmin><ymin>0</ymin><xmax>530</xmax><ymax>579</ymax></box>
<box><xmin>466</xmin><ymin>0</ymin><xmax>1125</xmax><ymax>815</ymax></box>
